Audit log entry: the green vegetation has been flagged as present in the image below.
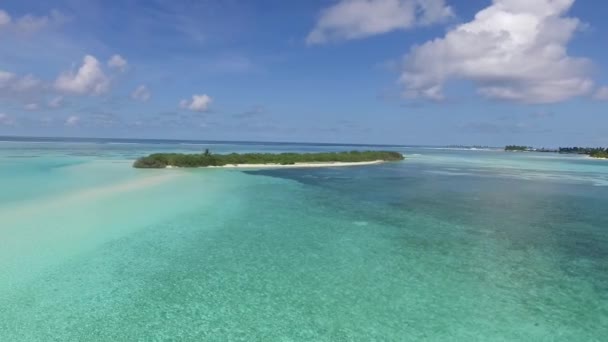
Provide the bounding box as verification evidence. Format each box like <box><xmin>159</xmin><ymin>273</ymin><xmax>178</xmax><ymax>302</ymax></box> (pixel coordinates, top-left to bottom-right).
<box><xmin>133</xmin><ymin>150</ymin><xmax>404</xmax><ymax>168</ymax></box>
<box><xmin>505</xmin><ymin>145</ymin><xmax>608</xmax><ymax>158</ymax></box>
<box><xmin>535</xmin><ymin>148</ymin><xmax>559</xmax><ymax>153</ymax></box>
<box><xmin>505</xmin><ymin>145</ymin><xmax>530</xmax><ymax>151</ymax></box>
<box><xmin>559</xmin><ymin>147</ymin><xmax>606</xmax><ymax>155</ymax></box>
<box><xmin>558</xmin><ymin>147</ymin><xmax>608</xmax><ymax>159</ymax></box>
<box><xmin>590</xmin><ymin>150</ymin><xmax>608</xmax><ymax>159</ymax></box>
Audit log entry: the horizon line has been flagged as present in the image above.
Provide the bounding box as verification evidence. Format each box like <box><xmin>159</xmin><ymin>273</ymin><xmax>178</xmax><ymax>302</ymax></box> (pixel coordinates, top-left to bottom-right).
<box><xmin>0</xmin><ymin>134</ymin><xmax>417</xmax><ymax>148</ymax></box>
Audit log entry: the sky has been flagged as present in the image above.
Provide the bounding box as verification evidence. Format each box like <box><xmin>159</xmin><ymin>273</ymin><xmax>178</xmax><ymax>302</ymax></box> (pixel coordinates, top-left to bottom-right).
<box><xmin>0</xmin><ymin>0</ymin><xmax>607</xmax><ymax>146</ymax></box>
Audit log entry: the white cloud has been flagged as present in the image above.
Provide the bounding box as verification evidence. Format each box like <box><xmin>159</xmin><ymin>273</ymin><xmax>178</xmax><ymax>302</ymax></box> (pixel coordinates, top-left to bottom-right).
<box><xmin>0</xmin><ymin>10</ymin><xmax>11</xmax><ymax>27</ymax></box>
<box><xmin>55</xmin><ymin>55</ymin><xmax>110</xmax><ymax>95</ymax></box>
<box><xmin>108</xmin><ymin>54</ymin><xmax>128</xmax><ymax>71</ymax></box>
<box><xmin>0</xmin><ymin>70</ymin><xmax>42</xmax><ymax>95</ymax></box>
<box><xmin>11</xmin><ymin>74</ymin><xmax>41</xmax><ymax>92</ymax></box>
<box><xmin>0</xmin><ymin>8</ymin><xmax>66</xmax><ymax>34</ymax></box>
<box><xmin>593</xmin><ymin>87</ymin><xmax>608</xmax><ymax>101</ymax></box>
<box><xmin>15</xmin><ymin>13</ymin><xmax>54</xmax><ymax>33</ymax></box>
<box><xmin>307</xmin><ymin>0</ymin><xmax>452</xmax><ymax>44</ymax></box>
<box><xmin>179</xmin><ymin>94</ymin><xmax>213</xmax><ymax>112</ymax></box>
<box><xmin>0</xmin><ymin>70</ymin><xmax>15</xmax><ymax>87</ymax></box>
<box><xmin>48</xmin><ymin>96</ymin><xmax>64</xmax><ymax>108</ymax></box>
<box><xmin>399</xmin><ymin>0</ymin><xmax>594</xmax><ymax>104</ymax></box>
<box><xmin>131</xmin><ymin>85</ymin><xmax>151</xmax><ymax>102</ymax></box>
<box><xmin>65</xmin><ymin>115</ymin><xmax>80</xmax><ymax>126</ymax></box>
<box><xmin>0</xmin><ymin>113</ymin><xmax>15</xmax><ymax>125</ymax></box>
<box><xmin>24</xmin><ymin>103</ymin><xmax>39</xmax><ymax>111</ymax></box>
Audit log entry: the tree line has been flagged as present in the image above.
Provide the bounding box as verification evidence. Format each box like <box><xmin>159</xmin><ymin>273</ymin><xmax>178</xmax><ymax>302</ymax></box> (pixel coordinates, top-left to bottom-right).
<box><xmin>504</xmin><ymin>145</ymin><xmax>530</xmax><ymax>151</ymax></box>
<box><xmin>557</xmin><ymin>147</ymin><xmax>608</xmax><ymax>158</ymax></box>
<box><xmin>505</xmin><ymin>145</ymin><xmax>608</xmax><ymax>158</ymax></box>
<box><xmin>133</xmin><ymin>150</ymin><xmax>405</xmax><ymax>168</ymax></box>
<box><xmin>558</xmin><ymin>147</ymin><xmax>607</xmax><ymax>154</ymax></box>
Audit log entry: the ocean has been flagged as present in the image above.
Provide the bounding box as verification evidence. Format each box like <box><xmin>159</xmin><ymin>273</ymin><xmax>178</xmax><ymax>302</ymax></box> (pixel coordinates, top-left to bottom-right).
<box><xmin>1</xmin><ymin>137</ymin><xmax>607</xmax><ymax>341</ymax></box>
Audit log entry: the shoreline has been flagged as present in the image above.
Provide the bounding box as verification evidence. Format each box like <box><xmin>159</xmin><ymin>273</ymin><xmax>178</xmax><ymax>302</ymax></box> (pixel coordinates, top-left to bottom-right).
<box><xmin>133</xmin><ymin>151</ymin><xmax>404</xmax><ymax>169</ymax></box>
<box><xmin>166</xmin><ymin>160</ymin><xmax>387</xmax><ymax>169</ymax></box>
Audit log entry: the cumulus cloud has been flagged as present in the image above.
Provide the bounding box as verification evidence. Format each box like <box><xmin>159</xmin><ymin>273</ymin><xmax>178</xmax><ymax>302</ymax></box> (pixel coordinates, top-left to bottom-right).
<box><xmin>0</xmin><ymin>113</ymin><xmax>15</xmax><ymax>125</ymax></box>
<box><xmin>0</xmin><ymin>70</ymin><xmax>42</xmax><ymax>93</ymax></box>
<box><xmin>594</xmin><ymin>87</ymin><xmax>608</xmax><ymax>101</ymax></box>
<box><xmin>179</xmin><ymin>94</ymin><xmax>213</xmax><ymax>112</ymax></box>
<box><xmin>24</xmin><ymin>103</ymin><xmax>39</xmax><ymax>111</ymax></box>
<box><xmin>11</xmin><ymin>74</ymin><xmax>41</xmax><ymax>92</ymax></box>
<box><xmin>399</xmin><ymin>0</ymin><xmax>593</xmax><ymax>104</ymax></box>
<box><xmin>0</xmin><ymin>70</ymin><xmax>15</xmax><ymax>88</ymax></box>
<box><xmin>48</xmin><ymin>96</ymin><xmax>64</xmax><ymax>108</ymax></box>
<box><xmin>108</xmin><ymin>54</ymin><xmax>128</xmax><ymax>71</ymax></box>
<box><xmin>0</xmin><ymin>8</ymin><xmax>66</xmax><ymax>34</ymax></box>
<box><xmin>131</xmin><ymin>85</ymin><xmax>151</xmax><ymax>102</ymax></box>
<box><xmin>65</xmin><ymin>115</ymin><xmax>80</xmax><ymax>126</ymax></box>
<box><xmin>55</xmin><ymin>55</ymin><xmax>110</xmax><ymax>95</ymax></box>
<box><xmin>307</xmin><ymin>0</ymin><xmax>452</xmax><ymax>44</ymax></box>
<box><xmin>0</xmin><ymin>10</ymin><xmax>10</xmax><ymax>27</ymax></box>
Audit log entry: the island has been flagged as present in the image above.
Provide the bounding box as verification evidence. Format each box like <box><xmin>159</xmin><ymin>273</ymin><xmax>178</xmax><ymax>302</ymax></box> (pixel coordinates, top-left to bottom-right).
<box><xmin>504</xmin><ymin>145</ymin><xmax>608</xmax><ymax>159</ymax></box>
<box><xmin>505</xmin><ymin>145</ymin><xmax>559</xmax><ymax>152</ymax></box>
<box><xmin>590</xmin><ymin>150</ymin><xmax>608</xmax><ymax>159</ymax></box>
<box><xmin>505</xmin><ymin>145</ymin><xmax>531</xmax><ymax>152</ymax></box>
<box><xmin>133</xmin><ymin>150</ymin><xmax>405</xmax><ymax>168</ymax></box>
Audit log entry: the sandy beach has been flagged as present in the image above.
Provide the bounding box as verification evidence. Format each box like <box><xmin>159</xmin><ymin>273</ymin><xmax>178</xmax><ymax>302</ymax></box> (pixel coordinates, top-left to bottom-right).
<box><xmin>0</xmin><ymin>173</ymin><xmax>178</xmax><ymax>219</ymax></box>
<box><xmin>191</xmin><ymin>160</ymin><xmax>386</xmax><ymax>169</ymax></box>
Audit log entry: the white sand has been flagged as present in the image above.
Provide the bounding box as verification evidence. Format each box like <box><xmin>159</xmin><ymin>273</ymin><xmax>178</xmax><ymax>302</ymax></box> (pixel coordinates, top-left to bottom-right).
<box><xmin>198</xmin><ymin>160</ymin><xmax>386</xmax><ymax>169</ymax></box>
<box><xmin>0</xmin><ymin>173</ymin><xmax>178</xmax><ymax>219</ymax></box>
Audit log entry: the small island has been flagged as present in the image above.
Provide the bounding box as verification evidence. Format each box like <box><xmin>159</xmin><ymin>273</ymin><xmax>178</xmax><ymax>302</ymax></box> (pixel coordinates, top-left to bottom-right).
<box><xmin>133</xmin><ymin>150</ymin><xmax>404</xmax><ymax>168</ymax></box>
<box><xmin>590</xmin><ymin>150</ymin><xmax>608</xmax><ymax>159</ymax></box>
<box><xmin>505</xmin><ymin>145</ymin><xmax>532</xmax><ymax>152</ymax></box>
<box><xmin>504</xmin><ymin>145</ymin><xmax>608</xmax><ymax>159</ymax></box>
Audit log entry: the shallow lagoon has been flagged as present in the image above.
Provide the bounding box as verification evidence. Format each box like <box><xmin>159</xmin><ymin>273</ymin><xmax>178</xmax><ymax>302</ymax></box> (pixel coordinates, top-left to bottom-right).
<box><xmin>1</xmin><ymin>140</ymin><xmax>607</xmax><ymax>341</ymax></box>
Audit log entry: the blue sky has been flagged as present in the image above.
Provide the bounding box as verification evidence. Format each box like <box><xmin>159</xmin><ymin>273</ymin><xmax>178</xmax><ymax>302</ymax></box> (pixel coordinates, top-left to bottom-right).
<box><xmin>0</xmin><ymin>0</ymin><xmax>606</xmax><ymax>146</ymax></box>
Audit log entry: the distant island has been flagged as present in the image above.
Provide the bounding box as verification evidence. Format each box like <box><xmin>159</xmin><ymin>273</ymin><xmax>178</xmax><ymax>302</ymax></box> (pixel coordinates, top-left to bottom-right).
<box><xmin>446</xmin><ymin>145</ymin><xmax>493</xmax><ymax>149</ymax></box>
<box><xmin>505</xmin><ymin>145</ymin><xmax>608</xmax><ymax>159</ymax></box>
<box><xmin>133</xmin><ymin>150</ymin><xmax>405</xmax><ymax>168</ymax></box>
<box><xmin>505</xmin><ymin>145</ymin><xmax>531</xmax><ymax>151</ymax></box>
<box><xmin>590</xmin><ymin>150</ymin><xmax>608</xmax><ymax>159</ymax></box>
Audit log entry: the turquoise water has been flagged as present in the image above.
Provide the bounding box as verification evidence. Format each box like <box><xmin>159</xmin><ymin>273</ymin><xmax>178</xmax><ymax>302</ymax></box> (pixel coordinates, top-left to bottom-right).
<box><xmin>1</xmin><ymin>141</ymin><xmax>607</xmax><ymax>341</ymax></box>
